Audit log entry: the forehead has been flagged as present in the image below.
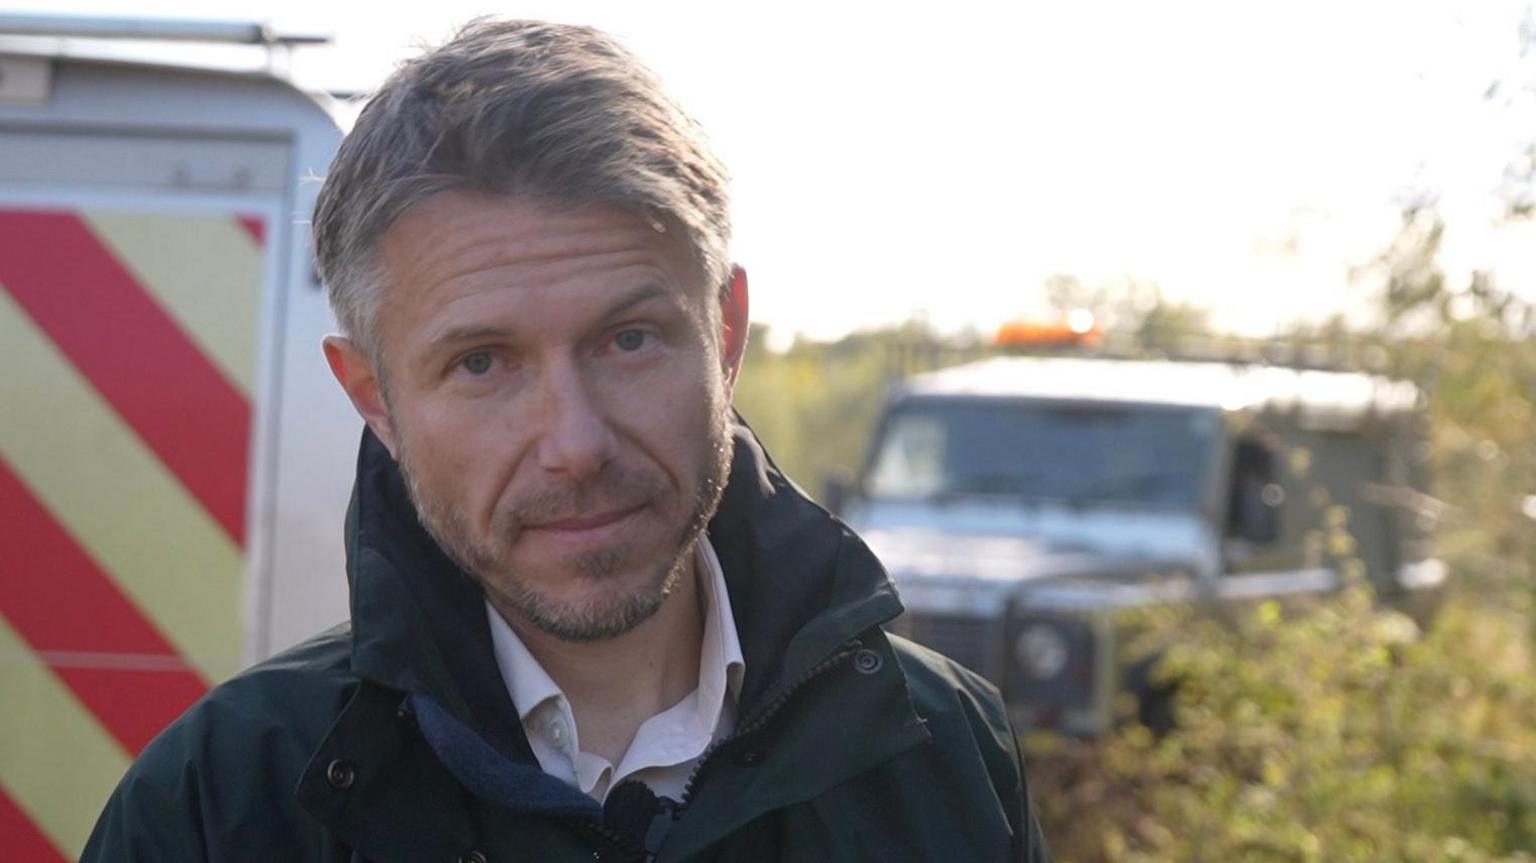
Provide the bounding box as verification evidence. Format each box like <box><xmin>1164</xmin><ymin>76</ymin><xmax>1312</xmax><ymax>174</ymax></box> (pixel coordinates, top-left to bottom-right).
<box><xmin>372</xmin><ymin>190</ymin><xmax>706</xmax><ymax>333</ymax></box>
<box><xmin>380</xmin><ymin>189</ymin><xmax>696</xmax><ymax>285</ymax></box>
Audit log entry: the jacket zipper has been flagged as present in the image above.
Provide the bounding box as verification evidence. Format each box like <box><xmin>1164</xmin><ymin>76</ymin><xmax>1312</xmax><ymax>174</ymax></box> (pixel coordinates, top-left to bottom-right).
<box><xmin>672</xmin><ymin>639</ymin><xmax>863</xmax><ymax>814</ymax></box>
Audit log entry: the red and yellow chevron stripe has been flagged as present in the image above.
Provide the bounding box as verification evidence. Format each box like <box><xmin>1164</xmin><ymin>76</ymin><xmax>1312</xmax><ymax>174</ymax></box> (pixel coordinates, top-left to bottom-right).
<box><xmin>0</xmin><ymin>206</ymin><xmax>264</xmax><ymax>860</ymax></box>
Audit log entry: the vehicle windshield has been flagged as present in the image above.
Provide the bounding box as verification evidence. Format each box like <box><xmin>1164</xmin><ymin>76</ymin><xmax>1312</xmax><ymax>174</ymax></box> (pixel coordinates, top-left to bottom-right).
<box><xmin>864</xmin><ymin>398</ymin><xmax>1220</xmax><ymax>509</ymax></box>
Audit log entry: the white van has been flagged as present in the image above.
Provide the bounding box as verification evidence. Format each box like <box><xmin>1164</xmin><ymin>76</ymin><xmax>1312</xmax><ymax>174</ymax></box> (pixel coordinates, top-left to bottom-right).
<box><xmin>0</xmin><ymin>16</ymin><xmax>357</xmax><ymax>859</ymax></box>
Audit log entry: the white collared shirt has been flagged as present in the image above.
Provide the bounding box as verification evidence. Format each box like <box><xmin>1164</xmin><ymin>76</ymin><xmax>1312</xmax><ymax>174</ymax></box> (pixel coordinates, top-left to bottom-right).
<box><xmin>485</xmin><ymin>534</ymin><xmax>745</xmax><ymax>802</ymax></box>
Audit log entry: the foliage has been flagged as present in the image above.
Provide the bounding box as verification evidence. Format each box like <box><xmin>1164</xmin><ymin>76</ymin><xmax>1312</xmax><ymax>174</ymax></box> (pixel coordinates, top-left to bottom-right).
<box><xmin>1027</xmin><ymin>200</ymin><xmax>1536</xmax><ymax>860</ymax></box>
<box><xmin>1367</xmin><ymin>208</ymin><xmax>1536</xmax><ymax>611</ymax></box>
<box><xmin>732</xmin><ymin>321</ymin><xmax>989</xmax><ymax>493</ymax></box>
<box><xmin>1043</xmin><ymin>274</ymin><xmax>1213</xmax><ymax>354</ymax></box>
<box><xmin>1029</xmin><ymin>588</ymin><xmax>1536</xmax><ymax>863</ymax></box>
<box><xmin>731</xmin><ymin>196</ymin><xmax>1536</xmax><ymax>859</ymax></box>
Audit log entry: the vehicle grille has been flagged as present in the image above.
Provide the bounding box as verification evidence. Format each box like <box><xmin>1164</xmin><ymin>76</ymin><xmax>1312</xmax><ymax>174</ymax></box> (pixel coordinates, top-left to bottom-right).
<box><xmin>893</xmin><ymin>611</ymin><xmax>1001</xmax><ymax>682</ymax></box>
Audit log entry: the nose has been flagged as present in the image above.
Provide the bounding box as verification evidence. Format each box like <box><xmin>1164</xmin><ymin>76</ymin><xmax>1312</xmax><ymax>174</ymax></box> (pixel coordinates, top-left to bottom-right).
<box><xmin>533</xmin><ymin>357</ymin><xmax>617</xmax><ymax>480</ymax></box>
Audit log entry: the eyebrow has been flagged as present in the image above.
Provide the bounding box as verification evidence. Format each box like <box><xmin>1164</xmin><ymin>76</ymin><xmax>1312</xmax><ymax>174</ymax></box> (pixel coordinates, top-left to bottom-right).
<box><xmin>422</xmin><ymin>282</ymin><xmax>677</xmax><ymax>355</ymax></box>
<box><xmin>425</xmin><ymin>324</ymin><xmax>514</xmax><ymax>355</ymax></box>
<box><xmin>597</xmin><ymin>281</ymin><xmax>673</xmax><ymax>321</ymax></box>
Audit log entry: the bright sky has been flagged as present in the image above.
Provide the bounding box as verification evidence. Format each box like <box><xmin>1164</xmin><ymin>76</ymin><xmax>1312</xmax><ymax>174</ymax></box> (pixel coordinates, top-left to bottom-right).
<box><xmin>16</xmin><ymin>1</ymin><xmax>1536</xmax><ymax>345</ymax></box>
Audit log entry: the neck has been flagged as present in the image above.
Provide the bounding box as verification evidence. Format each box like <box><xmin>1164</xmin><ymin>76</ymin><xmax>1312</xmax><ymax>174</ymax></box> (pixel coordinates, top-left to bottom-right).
<box><xmin>491</xmin><ymin>552</ymin><xmax>706</xmax><ymax>766</ymax></box>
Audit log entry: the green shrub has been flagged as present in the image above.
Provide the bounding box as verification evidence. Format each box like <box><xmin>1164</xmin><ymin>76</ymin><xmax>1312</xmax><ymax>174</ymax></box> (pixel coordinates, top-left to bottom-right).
<box><xmin>1028</xmin><ymin>589</ymin><xmax>1536</xmax><ymax>863</ymax></box>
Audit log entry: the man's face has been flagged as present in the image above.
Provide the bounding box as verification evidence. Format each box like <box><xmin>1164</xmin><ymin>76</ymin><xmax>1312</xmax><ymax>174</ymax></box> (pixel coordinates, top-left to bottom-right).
<box><xmin>327</xmin><ymin>190</ymin><xmax>747</xmax><ymax>642</ymax></box>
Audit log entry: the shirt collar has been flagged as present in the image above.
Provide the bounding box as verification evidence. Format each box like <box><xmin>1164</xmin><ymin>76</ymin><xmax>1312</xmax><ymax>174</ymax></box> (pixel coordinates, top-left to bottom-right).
<box><xmin>485</xmin><ymin>598</ymin><xmax>564</xmax><ymax>725</ymax></box>
<box><xmin>695</xmin><ymin>532</ymin><xmax>746</xmax><ymax>709</ymax></box>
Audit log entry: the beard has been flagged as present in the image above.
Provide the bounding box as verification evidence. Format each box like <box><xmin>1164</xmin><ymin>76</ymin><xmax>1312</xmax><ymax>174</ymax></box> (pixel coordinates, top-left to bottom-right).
<box><xmin>394</xmin><ymin>403</ymin><xmax>735</xmax><ymax>643</ymax></box>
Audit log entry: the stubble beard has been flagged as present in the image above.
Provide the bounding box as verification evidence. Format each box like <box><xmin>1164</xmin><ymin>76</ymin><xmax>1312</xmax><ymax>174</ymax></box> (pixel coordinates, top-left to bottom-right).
<box><xmin>394</xmin><ymin>405</ymin><xmax>735</xmax><ymax>643</ymax></box>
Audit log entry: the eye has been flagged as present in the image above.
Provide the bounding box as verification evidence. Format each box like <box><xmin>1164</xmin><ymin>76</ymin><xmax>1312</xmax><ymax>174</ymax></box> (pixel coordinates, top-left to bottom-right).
<box><xmin>613</xmin><ymin>328</ymin><xmax>650</xmax><ymax>352</ymax></box>
<box><xmin>459</xmin><ymin>351</ymin><xmax>494</xmax><ymax>375</ymax></box>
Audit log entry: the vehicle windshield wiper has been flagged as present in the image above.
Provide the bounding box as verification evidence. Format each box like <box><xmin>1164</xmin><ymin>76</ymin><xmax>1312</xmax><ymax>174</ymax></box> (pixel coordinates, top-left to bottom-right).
<box><xmin>938</xmin><ymin>472</ymin><xmax>1044</xmax><ymax>498</ymax></box>
<box><xmin>1061</xmin><ymin>470</ymin><xmax>1182</xmax><ymax>508</ymax></box>
<box><xmin>904</xmin><ymin>473</ymin><xmax>1057</xmax><ymax>508</ymax></box>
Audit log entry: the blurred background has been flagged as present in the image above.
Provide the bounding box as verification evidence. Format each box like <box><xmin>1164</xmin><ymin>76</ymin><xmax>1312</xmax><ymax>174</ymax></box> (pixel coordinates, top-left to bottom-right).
<box><xmin>13</xmin><ymin>0</ymin><xmax>1536</xmax><ymax>344</ymax></box>
<box><xmin>2</xmin><ymin>2</ymin><xmax>1534</xmax><ymax>861</ymax></box>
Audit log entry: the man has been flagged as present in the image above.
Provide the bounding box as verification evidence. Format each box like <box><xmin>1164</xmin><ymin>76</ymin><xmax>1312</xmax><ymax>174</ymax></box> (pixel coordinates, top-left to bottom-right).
<box><xmin>84</xmin><ymin>18</ymin><xmax>1051</xmax><ymax>862</ymax></box>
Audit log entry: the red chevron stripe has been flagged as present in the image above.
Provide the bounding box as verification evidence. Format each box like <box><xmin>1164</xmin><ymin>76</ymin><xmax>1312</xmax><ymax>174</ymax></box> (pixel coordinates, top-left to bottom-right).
<box><xmin>237</xmin><ymin>215</ymin><xmax>266</xmax><ymax>247</ymax></box>
<box><xmin>0</xmin><ymin>784</ymin><xmax>69</xmax><ymax>863</ymax></box>
<box><xmin>0</xmin><ymin>459</ymin><xmax>209</xmax><ymax>755</ymax></box>
<box><xmin>0</xmin><ymin>209</ymin><xmax>250</xmax><ymax>545</ymax></box>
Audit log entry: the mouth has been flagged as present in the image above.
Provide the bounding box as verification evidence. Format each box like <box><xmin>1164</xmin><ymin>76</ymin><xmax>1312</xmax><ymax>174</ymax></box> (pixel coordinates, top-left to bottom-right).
<box><xmin>524</xmin><ymin>504</ymin><xmax>646</xmax><ymax>540</ymax></box>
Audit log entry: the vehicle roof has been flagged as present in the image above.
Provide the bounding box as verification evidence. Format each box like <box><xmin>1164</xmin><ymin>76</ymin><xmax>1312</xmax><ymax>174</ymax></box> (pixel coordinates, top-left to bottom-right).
<box><xmin>4</xmin><ymin>45</ymin><xmax>352</xmax><ymax>131</ymax></box>
<box><xmin>899</xmin><ymin>356</ymin><xmax>1422</xmax><ymax>422</ymax></box>
<box><xmin>0</xmin><ymin>16</ymin><xmax>343</xmax><ymax>119</ymax></box>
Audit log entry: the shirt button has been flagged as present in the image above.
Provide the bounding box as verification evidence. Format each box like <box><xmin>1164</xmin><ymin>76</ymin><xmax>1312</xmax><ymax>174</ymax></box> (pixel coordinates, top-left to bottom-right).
<box><xmin>549</xmin><ymin>721</ymin><xmax>566</xmax><ymax>744</ymax></box>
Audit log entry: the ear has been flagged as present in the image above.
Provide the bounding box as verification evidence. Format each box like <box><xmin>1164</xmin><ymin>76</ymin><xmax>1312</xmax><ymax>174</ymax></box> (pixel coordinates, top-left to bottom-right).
<box><xmin>322</xmin><ymin>335</ymin><xmax>399</xmax><ymax>458</ymax></box>
<box><xmin>717</xmin><ymin>265</ymin><xmax>750</xmax><ymax>391</ymax></box>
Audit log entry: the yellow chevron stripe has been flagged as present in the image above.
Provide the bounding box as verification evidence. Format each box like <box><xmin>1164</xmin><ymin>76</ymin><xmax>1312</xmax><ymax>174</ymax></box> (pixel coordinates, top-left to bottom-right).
<box><xmin>0</xmin><ymin>613</ymin><xmax>132</xmax><ymax>861</ymax></box>
<box><xmin>81</xmin><ymin>210</ymin><xmax>263</xmax><ymax>396</ymax></box>
<box><xmin>0</xmin><ymin>286</ymin><xmax>244</xmax><ymax>681</ymax></box>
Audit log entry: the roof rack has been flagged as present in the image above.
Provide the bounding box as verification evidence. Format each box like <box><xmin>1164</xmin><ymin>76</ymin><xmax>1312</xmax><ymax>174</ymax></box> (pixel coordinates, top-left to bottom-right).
<box><xmin>0</xmin><ymin>13</ymin><xmax>328</xmax><ymax>45</ymax></box>
<box><xmin>993</xmin><ymin>330</ymin><xmax>1394</xmax><ymax>375</ymax></box>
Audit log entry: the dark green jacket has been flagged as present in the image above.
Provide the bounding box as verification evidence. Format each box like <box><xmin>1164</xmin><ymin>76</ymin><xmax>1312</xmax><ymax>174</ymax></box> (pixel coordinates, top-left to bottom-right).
<box><xmin>83</xmin><ymin>424</ymin><xmax>1052</xmax><ymax>862</ymax></box>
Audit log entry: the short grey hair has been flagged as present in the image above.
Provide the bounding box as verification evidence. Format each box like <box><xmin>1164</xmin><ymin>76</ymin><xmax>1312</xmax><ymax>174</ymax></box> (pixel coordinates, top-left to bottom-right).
<box><xmin>313</xmin><ymin>18</ymin><xmax>731</xmax><ymax>359</ymax></box>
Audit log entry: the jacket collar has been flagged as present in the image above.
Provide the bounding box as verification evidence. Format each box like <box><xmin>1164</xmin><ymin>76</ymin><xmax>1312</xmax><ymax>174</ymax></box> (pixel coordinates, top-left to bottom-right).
<box><xmin>342</xmin><ymin>416</ymin><xmax>906</xmax><ymax>757</ymax></box>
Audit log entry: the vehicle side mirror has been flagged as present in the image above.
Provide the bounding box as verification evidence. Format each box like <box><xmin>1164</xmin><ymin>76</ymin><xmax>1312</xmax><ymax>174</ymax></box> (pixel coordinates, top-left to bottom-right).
<box><xmin>1226</xmin><ymin>439</ymin><xmax>1282</xmax><ymax>544</ymax></box>
<box><xmin>823</xmin><ymin>468</ymin><xmax>853</xmax><ymax>515</ymax></box>
<box><xmin>1235</xmin><ymin>481</ymin><xmax>1283</xmax><ymax>543</ymax></box>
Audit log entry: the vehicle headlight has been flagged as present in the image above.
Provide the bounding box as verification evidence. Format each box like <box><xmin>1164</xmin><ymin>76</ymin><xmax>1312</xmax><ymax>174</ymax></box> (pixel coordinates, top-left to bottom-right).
<box><xmin>1014</xmin><ymin>624</ymin><xmax>1070</xmax><ymax>680</ymax></box>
